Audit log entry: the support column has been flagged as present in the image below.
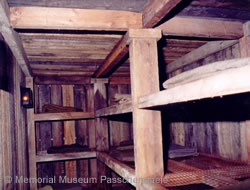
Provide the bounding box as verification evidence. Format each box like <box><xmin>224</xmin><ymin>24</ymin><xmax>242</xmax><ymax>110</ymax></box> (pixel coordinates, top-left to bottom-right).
<box><xmin>93</xmin><ymin>78</ymin><xmax>110</xmax><ymax>189</ymax></box>
<box><xmin>26</xmin><ymin>77</ymin><xmax>37</xmax><ymax>190</ymax></box>
<box><xmin>240</xmin><ymin>22</ymin><xmax>250</xmax><ymax>164</ymax></box>
<box><xmin>126</xmin><ymin>29</ymin><xmax>164</xmax><ymax>189</ymax></box>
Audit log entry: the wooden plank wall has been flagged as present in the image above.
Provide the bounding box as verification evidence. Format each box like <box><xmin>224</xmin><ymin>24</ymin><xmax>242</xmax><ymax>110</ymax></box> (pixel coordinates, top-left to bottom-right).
<box><xmin>34</xmin><ymin>83</ymin><xmax>96</xmax><ymax>187</ymax></box>
<box><xmin>169</xmin><ymin>42</ymin><xmax>248</xmax><ymax>162</ymax></box>
<box><xmin>108</xmin><ymin>84</ymin><xmax>133</xmax><ymax>147</ymax></box>
<box><xmin>0</xmin><ymin>39</ymin><xmax>28</xmax><ymax>190</ymax></box>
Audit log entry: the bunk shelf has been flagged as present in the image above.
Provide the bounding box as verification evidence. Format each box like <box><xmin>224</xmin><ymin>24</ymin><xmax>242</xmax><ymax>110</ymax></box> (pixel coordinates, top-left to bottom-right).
<box><xmin>95</xmin><ymin>102</ymin><xmax>132</xmax><ymax>117</ymax></box>
<box><xmin>139</xmin><ymin>58</ymin><xmax>250</xmax><ymax>109</ymax></box>
<box><xmin>36</xmin><ymin>151</ymin><xmax>96</xmax><ymax>163</ymax></box>
<box><xmin>34</xmin><ymin>111</ymin><xmax>95</xmax><ymax>122</ymax></box>
<box><xmin>97</xmin><ymin>151</ymin><xmax>136</xmax><ymax>186</ymax></box>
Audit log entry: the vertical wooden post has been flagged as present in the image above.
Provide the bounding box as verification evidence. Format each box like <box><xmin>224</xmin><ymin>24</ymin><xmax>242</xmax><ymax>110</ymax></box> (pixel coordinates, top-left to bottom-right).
<box><xmin>126</xmin><ymin>29</ymin><xmax>164</xmax><ymax>189</ymax></box>
<box><xmin>240</xmin><ymin>22</ymin><xmax>250</xmax><ymax>164</ymax></box>
<box><xmin>62</xmin><ymin>85</ymin><xmax>77</xmax><ymax>178</ymax></box>
<box><xmin>86</xmin><ymin>85</ymin><xmax>97</xmax><ymax>178</ymax></box>
<box><xmin>93</xmin><ymin>78</ymin><xmax>110</xmax><ymax>189</ymax></box>
<box><xmin>26</xmin><ymin>77</ymin><xmax>37</xmax><ymax>190</ymax></box>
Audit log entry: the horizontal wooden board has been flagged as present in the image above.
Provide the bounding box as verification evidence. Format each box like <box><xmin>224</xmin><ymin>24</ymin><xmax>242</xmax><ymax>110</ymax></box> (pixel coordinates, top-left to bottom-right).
<box><xmin>36</xmin><ymin>151</ymin><xmax>96</xmax><ymax>162</ymax></box>
<box><xmin>8</xmin><ymin>0</ymin><xmax>150</xmax><ymax>12</ymax></box>
<box><xmin>10</xmin><ymin>7</ymin><xmax>142</xmax><ymax>31</ymax></box>
<box><xmin>139</xmin><ymin>58</ymin><xmax>250</xmax><ymax>109</ymax></box>
<box><xmin>158</xmin><ymin>16</ymin><xmax>243</xmax><ymax>39</ymax></box>
<box><xmin>96</xmin><ymin>102</ymin><xmax>132</xmax><ymax>117</ymax></box>
<box><xmin>34</xmin><ymin>111</ymin><xmax>94</xmax><ymax>121</ymax></box>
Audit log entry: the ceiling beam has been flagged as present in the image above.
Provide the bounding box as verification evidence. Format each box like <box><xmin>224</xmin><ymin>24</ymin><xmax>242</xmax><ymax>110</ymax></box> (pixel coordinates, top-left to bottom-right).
<box><xmin>92</xmin><ymin>36</ymin><xmax>128</xmax><ymax>77</ymax></box>
<box><xmin>93</xmin><ymin>0</ymin><xmax>182</xmax><ymax>78</ymax></box>
<box><xmin>157</xmin><ymin>16</ymin><xmax>244</xmax><ymax>39</ymax></box>
<box><xmin>142</xmin><ymin>0</ymin><xmax>182</xmax><ymax>28</ymax></box>
<box><xmin>0</xmin><ymin>1</ymin><xmax>31</xmax><ymax>76</ymax></box>
<box><xmin>10</xmin><ymin>7</ymin><xmax>142</xmax><ymax>31</ymax></box>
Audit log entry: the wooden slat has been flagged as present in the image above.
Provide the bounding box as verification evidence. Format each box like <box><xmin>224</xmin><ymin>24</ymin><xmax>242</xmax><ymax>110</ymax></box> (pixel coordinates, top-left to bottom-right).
<box><xmin>0</xmin><ymin>1</ymin><xmax>31</xmax><ymax>76</ymax></box>
<box><xmin>10</xmin><ymin>7</ymin><xmax>142</xmax><ymax>31</ymax></box>
<box><xmin>142</xmin><ymin>0</ymin><xmax>182</xmax><ymax>28</ymax></box>
<box><xmin>128</xmin><ymin>29</ymin><xmax>164</xmax><ymax>189</ymax></box>
<box><xmin>8</xmin><ymin>0</ymin><xmax>149</xmax><ymax>12</ymax></box>
<box><xmin>139</xmin><ymin>57</ymin><xmax>250</xmax><ymax>109</ymax></box>
<box><xmin>166</xmin><ymin>40</ymin><xmax>238</xmax><ymax>73</ymax></box>
<box><xmin>157</xmin><ymin>17</ymin><xmax>244</xmax><ymax>39</ymax></box>
<box><xmin>93</xmin><ymin>36</ymin><xmax>128</xmax><ymax>77</ymax></box>
<box><xmin>34</xmin><ymin>76</ymin><xmax>91</xmax><ymax>85</ymax></box>
<box><xmin>96</xmin><ymin>102</ymin><xmax>132</xmax><ymax>117</ymax></box>
<box><xmin>34</xmin><ymin>112</ymin><xmax>94</xmax><ymax>121</ymax></box>
<box><xmin>36</xmin><ymin>151</ymin><xmax>96</xmax><ymax>163</ymax></box>
<box><xmin>97</xmin><ymin>152</ymin><xmax>136</xmax><ymax>186</ymax></box>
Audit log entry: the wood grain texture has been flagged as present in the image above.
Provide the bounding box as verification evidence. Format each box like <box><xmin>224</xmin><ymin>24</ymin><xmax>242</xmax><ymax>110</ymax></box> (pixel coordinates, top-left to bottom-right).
<box><xmin>10</xmin><ymin>7</ymin><xmax>142</xmax><ymax>31</ymax></box>
<box><xmin>157</xmin><ymin>17</ymin><xmax>243</xmax><ymax>39</ymax></box>
<box><xmin>34</xmin><ymin>76</ymin><xmax>91</xmax><ymax>85</ymax></box>
<box><xmin>8</xmin><ymin>0</ymin><xmax>149</xmax><ymax>12</ymax></box>
<box><xmin>36</xmin><ymin>151</ymin><xmax>96</xmax><ymax>163</ymax></box>
<box><xmin>86</xmin><ymin>85</ymin><xmax>97</xmax><ymax>178</ymax></box>
<box><xmin>93</xmin><ymin>35</ymin><xmax>128</xmax><ymax>78</ymax></box>
<box><xmin>34</xmin><ymin>112</ymin><xmax>94</xmax><ymax>121</ymax></box>
<box><xmin>128</xmin><ymin>29</ymin><xmax>163</xmax><ymax>189</ymax></box>
<box><xmin>166</xmin><ymin>40</ymin><xmax>238</xmax><ymax>73</ymax></box>
<box><xmin>0</xmin><ymin>1</ymin><xmax>31</xmax><ymax>76</ymax></box>
<box><xmin>164</xmin><ymin>57</ymin><xmax>249</xmax><ymax>89</ymax></box>
<box><xmin>97</xmin><ymin>152</ymin><xmax>136</xmax><ymax>186</ymax></box>
<box><xmin>142</xmin><ymin>0</ymin><xmax>182</xmax><ymax>27</ymax></box>
<box><xmin>26</xmin><ymin>77</ymin><xmax>37</xmax><ymax>190</ymax></box>
<box><xmin>96</xmin><ymin>102</ymin><xmax>132</xmax><ymax>117</ymax></box>
<box><xmin>62</xmin><ymin>85</ymin><xmax>77</xmax><ymax>179</ymax></box>
<box><xmin>139</xmin><ymin>58</ymin><xmax>250</xmax><ymax>109</ymax></box>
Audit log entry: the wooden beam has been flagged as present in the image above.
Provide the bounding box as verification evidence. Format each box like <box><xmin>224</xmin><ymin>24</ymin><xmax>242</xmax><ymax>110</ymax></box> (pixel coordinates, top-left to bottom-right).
<box><xmin>127</xmin><ymin>29</ymin><xmax>164</xmax><ymax>189</ymax></box>
<box><xmin>142</xmin><ymin>0</ymin><xmax>182</xmax><ymax>28</ymax></box>
<box><xmin>36</xmin><ymin>151</ymin><xmax>96</xmax><ymax>163</ymax></box>
<box><xmin>166</xmin><ymin>40</ymin><xmax>238</xmax><ymax>74</ymax></box>
<box><xmin>97</xmin><ymin>152</ymin><xmax>136</xmax><ymax>186</ymax></box>
<box><xmin>139</xmin><ymin>57</ymin><xmax>250</xmax><ymax>109</ymax></box>
<box><xmin>93</xmin><ymin>36</ymin><xmax>128</xmax><ymax>77</ymax></box>
<box><xmin>109</xmin><ymin>77</ymin><xmax>130</xmax><ymax>85</ymax></box>
<box><xmin>96</xmin><ymin>102</ymin><xmax>132</xmax><ymax>117</ymax></box>
<box><xmin>93</xmin><ymin>79</ymin><xmax>110</xmax><ymax>189</ymax></box>
<box><xmin>10</xmin><ymin>7</ymin><xmax>142</xmax><ymax>31</ymax></box>
<box><xmin>34</xmin><ymin>76</ymin><xmax>91</xmax><ymax>85</ymax></box>
<box><xmin>0</xmin><ymin>1</ymin><xmax>31</xmax><ymax>76</ymax></box>
<box><xmin>34</xmin><ymin>112</ymin><xmax>94</xmax><ymax>122</ymax></box>
<box><xmin>157</xmin><ymin>17</ymin><xmax>244</xmax><ymax>39</ymax></box>
<box><xmin>26</xmin><ymin>77</ymin><xmax>37</xmax><ymax>190</ymax></box>
<box><xmin>93</xmin><ymin>0</ymin><xmax>181</xmax><ymax>78</ymax></box>
<box><xmin>240</xmin><ymin>21</ymin><xmax>250</xmax><ymax>58</ymax></box>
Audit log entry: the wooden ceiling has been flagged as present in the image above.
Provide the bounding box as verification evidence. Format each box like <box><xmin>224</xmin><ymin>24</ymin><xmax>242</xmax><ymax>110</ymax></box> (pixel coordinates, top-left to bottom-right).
<box><xmin>4</xmin><ymin>0</ymin><xmax>249</xmax><ymax>78</ymax></box>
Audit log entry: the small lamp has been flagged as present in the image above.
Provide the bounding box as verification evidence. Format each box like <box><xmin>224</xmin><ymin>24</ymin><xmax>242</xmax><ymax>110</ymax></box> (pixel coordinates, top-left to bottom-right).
<box><xmin>21</xmin><ymin>87</ymin><xmax>33</xmax><ymax>108</ymax></box>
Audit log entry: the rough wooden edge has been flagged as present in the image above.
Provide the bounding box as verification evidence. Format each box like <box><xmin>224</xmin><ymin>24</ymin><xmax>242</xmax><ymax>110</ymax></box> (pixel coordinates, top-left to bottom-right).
<box><xmin>34</xmin><ymin>111</ymin><xmax>95</xmax><ymax>121</ymax></box>
<box><xmin>93</xmin><ymin>36</ymin><xmax>128</xmax><ymax>78</ymax></box>
<box><xmin>36</xmin><ymin>151</ymin><xmax>96</xmax><ymax>163</ymax></box>
<box><xmin>97</xmin><ymin>151</ymin><xmax>136</xmax><ymax>186</ymax></box>
<box><xmin>142</xmin><ymin>0</ymin><xmax>182</xmax><ymax>28</ymax></box>
<box><xmin>166</xmin><ymin>40</ymin><xmax>239</xmax><ymax>73</ymax></box>
<box><xmin>0</xmin><ymin>1</ymin><xmax>31</xmax><ymax>77</ymax></box>
<box><xmin>157</xmin><ymin>17</ymin><xmax>244</xmax><ymax>39</ymax></box>
<box><xmin>95</xmin><ymin>102</ymin><xmax>132</xmax><ymax>117</ymax></box>
<box><xmin>26</xmin><ymin>77</ymin><xmax>37</xmax><ymax>190</ymax></box>
<box><xmin>139</xmin><ymin>58</ymin><xmax>250</xmax><ymax>109</ymax></box>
